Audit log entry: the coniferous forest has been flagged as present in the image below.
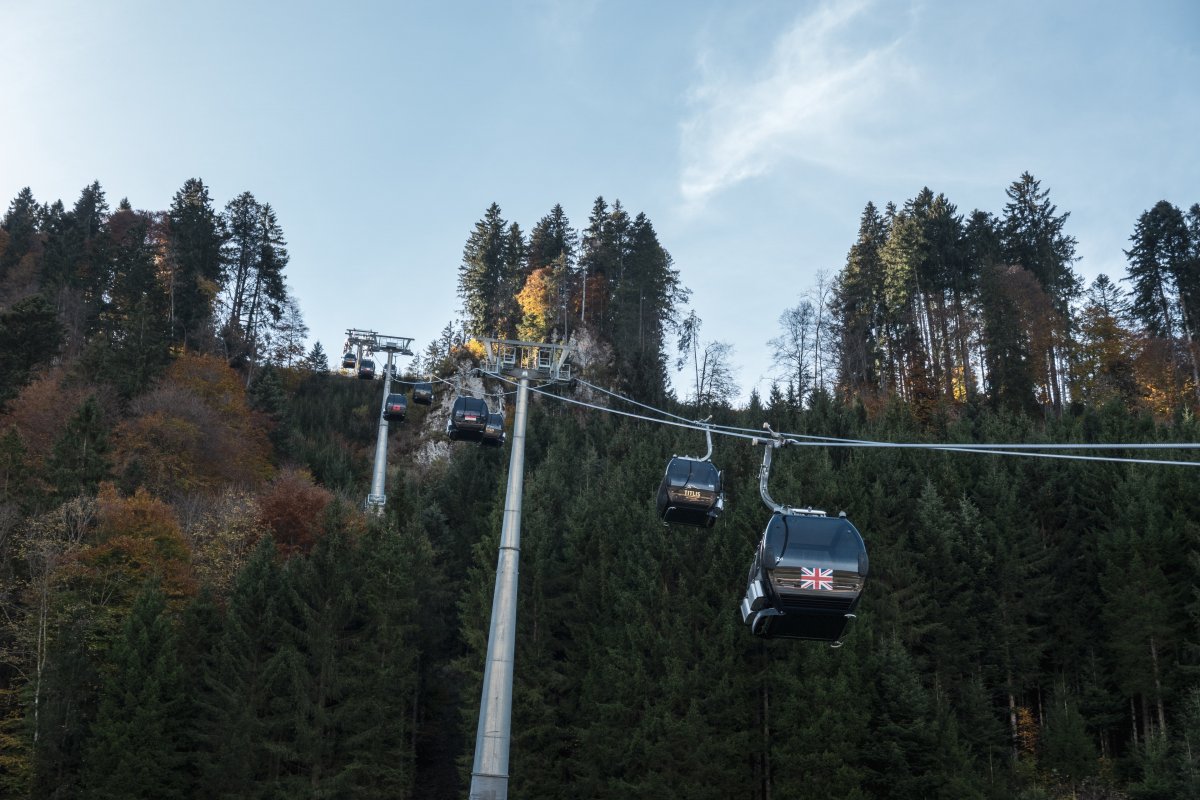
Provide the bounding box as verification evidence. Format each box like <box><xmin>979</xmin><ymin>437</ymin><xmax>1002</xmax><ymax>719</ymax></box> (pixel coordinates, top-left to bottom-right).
<box><xmin>1</xmin><ymin>175</ymin><xmax>1199</xmax><ymax>799</ymax></box>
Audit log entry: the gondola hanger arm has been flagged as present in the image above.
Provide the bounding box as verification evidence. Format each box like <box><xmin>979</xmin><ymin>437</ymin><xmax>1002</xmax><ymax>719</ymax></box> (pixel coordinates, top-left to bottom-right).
<box><xmin>753</xmin><ymin>423</ymin><xmax>823</xmax><ymax>517</ymax></box>
<box><xmin>699</xmin><ymin>416</ymin><xmax>713</xmax><ymax>462</ymax></box>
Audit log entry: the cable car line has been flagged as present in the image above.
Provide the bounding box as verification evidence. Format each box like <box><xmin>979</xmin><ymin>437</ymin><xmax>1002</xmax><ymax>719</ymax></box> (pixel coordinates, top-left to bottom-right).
<box><xmin>488</xmin><ymin>374</ymin><xmax>1200</xmax><ymax>467</ymax></box>
<box><xmin>567</xmin><ymin>378</ymin><xmax>1200</xmax><ymax>460</ymax></box>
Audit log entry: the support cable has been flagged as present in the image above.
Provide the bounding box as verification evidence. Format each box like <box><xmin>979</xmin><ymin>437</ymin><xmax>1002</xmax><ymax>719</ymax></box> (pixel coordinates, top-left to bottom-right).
<box><xmin>570</xmin><ymin>378</ymin><xmax>1200</xmax><ymax>457</ymax></box>
<box><xmin>491</xmin><ymin>375</ymin><xmax>1200</xmax><ymax>468</ymax></box>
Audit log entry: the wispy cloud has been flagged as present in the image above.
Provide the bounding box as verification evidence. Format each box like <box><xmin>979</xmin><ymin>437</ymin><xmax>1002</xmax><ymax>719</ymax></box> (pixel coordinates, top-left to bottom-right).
<box><xmin>679</xmin><ymin>0</ymin><xmax>914</xmax><ymax>211</ymax></box>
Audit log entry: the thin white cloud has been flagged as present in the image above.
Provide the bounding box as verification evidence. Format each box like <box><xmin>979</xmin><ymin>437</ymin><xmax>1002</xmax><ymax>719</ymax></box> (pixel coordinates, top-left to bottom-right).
<box><xmin>679</xmin><ymin>0</ymin><xmax>914</xmax><ymax>211</ymax></box>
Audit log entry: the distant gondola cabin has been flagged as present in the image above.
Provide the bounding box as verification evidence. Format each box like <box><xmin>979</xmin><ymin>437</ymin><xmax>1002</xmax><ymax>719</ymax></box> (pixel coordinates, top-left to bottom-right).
<box><xmin>446</xmin><ymin>397</ymin><xmax>489</xmax><ymax>442</ymax></box>
<box><xmin>481</xmin><ymin>412</ymin><xmax>505</xmax><ymax>447</ymax></box>
<box><xmin>383</xmin><ymin>393</ymin><xmax>407</xmax><ymax>422</ymax></box>
<box><xmin>412</xmin><ymin>382</ymin><xmax>434</xmax><ymax>405</ymax></box>
<box><xmin>358</xmin><ymin>358</ymin><xmax>376</xmax><ymax>379</ymax></box>
<box><xmin>341</xmin><ymin>352</ymin><xmax>357</xmax><ymax>369</ymax></box>
<box><xmin>656</xmin><ymin>457</ymin><xmax>724</xmax><ymax>528</ymax></box>
<box><xmin>740</xmin><ymin>513</ymin><xmax>868</xmax><ymax>643</ymax></box>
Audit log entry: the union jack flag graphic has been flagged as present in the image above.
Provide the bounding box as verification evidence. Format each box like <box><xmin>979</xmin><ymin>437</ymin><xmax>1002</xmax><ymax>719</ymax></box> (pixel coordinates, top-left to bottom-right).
<box><xmin>800</xmin><ymin>566</ymin><xmax>834</xmax><ymax>591</ymax></box>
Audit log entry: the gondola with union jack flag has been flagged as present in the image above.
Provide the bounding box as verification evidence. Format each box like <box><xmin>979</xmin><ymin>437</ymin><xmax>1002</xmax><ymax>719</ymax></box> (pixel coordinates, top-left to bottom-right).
<box><xmin>740</xmin><ymin>425</ymin><xmax>869</xmax><ymax>645</ymax></box>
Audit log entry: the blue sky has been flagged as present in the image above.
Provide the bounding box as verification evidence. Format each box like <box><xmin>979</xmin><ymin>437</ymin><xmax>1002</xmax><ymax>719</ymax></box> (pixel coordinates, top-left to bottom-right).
<box><xmin>3</xmin><ymin>0</ymin><xmax>1198</xmax><ymax>402</ymax></box>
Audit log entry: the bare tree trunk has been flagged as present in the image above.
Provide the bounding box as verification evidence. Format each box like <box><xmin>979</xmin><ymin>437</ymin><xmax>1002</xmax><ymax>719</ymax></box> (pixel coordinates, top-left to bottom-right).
<box><xmin>1008</xmin><ymin>683</ymin><xmax>1019</xmax><ymax>761</ymax></box>
<box><xmin>1151</xmin><ymin>638</ymin><xmax>1167</xmax><ymax>736</ymax></box>
<box><xmin>1131</xmin><ymin>695</ymin><xmax>1139</xmax><ymax>748</ymax></box>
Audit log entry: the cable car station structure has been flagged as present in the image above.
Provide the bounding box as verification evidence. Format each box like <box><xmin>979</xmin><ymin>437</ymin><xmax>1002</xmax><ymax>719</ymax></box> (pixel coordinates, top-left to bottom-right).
<box><xmin>341</xmin><ymin>328</ymin><xmax>414</xmax><ymax>515</ymax></box>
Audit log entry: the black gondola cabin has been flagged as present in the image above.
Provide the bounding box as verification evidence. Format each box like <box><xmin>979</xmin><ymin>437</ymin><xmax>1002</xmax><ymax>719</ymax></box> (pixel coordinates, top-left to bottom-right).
<box><xmin>358</xmin><ymin>358</ymin><xmax>376</xmax><ymax>379</ymax></box>
<box><xmin>446</xmin><ymin>397</ymin><xmax>489</xmax><ymax>442</ymax></box>
<box><xmin>481</xmin><ymin>411</ymin><xmax>505</xmax><ymax>447</ymax></box>
<box><xmin>412</xmin><ymin>382</ymin><xmax>434</xmax><ymax>406</ymax></box>
<box><xmin>383</xmin><ymin>393</ymin><xmax>407</xmax><ymax>422</ymax></box>
<box><xmin>341</xmin><ymin>352</ymin><xmax>357</xmax><ymax>369</ymax></box>
<box><xmin>740</xmin><ymin>513</ymin><xmax>868</xmax><ymax>643</ymax></box>
<box><xmin>656</xmin><ymin>457</ymin><xmax>724</xmax><ymax>528</ymax></box>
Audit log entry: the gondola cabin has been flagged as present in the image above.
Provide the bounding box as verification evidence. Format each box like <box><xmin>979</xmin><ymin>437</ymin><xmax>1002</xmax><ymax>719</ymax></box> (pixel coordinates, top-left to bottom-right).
<box><xmin>358</xmin><ymin>358</ymin><xmax>376</xmax><ymax>379</ymax></box>
<box><xmin>412</xmin><ymin>382</ymin><xmax>434</xmax><ymax>406</ymax></box>
<box><xmin>740</xmin><ymin>513</ymin><xmax>868</xmax><ymax>644</ymax></box>
<box><xmin>383</xmin><ymin>393</ymin><xmax>407</xmax><ymax>422</ymax></box>
<box><xmin>656</xmin><ymin>457</ymin><xmax>724</xmax><ymax>528</ymax></box>
<box><xmin>446</xmin><ymin>397</ymin><xmax>489</xmax><ymax>442</ymax></box>
<box><xmin>481</xmin><ymin>412</ymin><xmax>506</xmax><ymax>447</ymax></box>
<box><xmin>341</xmin><ymin>352</ymin><xmax>357</xmax><ymax>369</ymax></box>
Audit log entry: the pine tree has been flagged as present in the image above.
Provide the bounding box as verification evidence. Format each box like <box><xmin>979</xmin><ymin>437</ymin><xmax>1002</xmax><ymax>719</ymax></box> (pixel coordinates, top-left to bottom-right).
<box><xmin>1074</xmin><ymin>275</ymin><xmax>1139</xmax><ymax>408</ymax></box>
<box><xmin>83</xmin><ymin>203</ymin><xmax>172</xmax><ymax>398</ymax></box>
<box><xmin>1125</xmin><ymin>200</ymin><xmax>1199</xmax><ymax>407</ymax></box>
<box><xmin>166</xmin><ymin>178</ymin><xmax>225</xmax><ymax>350</ymax></box>
<box><xmin>82</xmin><ymin>586</ymin><xmax>187</xmax><ymax>800</ymax></box>
<box><xmin>833</xmin><ymin>202</ymin><xmax>889</xmax><ymax>401</ymax></box>
<box><xmin>0</xmin><ymin>187</ymin><xmax>41</xmax><ymax>290</ymax></box>
<box><xmin>47</xmin><ymin>396</ymin><xmax>111</xmax><ymax>499</ymax></box>
<box><xmin>526</xmin><ymin>204</ymin><xmax>578</xmax><ymax>339</ymax></box>
<box><xmin>302</xmin><ymin>340</ymin><xmax>330</xmax><ymax>374</ymax></box>
<box><xmin>175</xmin><ymin>587</ymin><xmax>225</xmax><ymax>800</ymax></box>
<box><xmin>1000</xmin><ymin>172</ymin><xmax>1080</xmax><ymax>412</ymax></box>
<box><xmin>199</xmin><ymin>537</ymin><xmax>285</xmax><ymax>797</ymax></box>
<box><xmin>0</xmin><ymin>295</ymin><xmax>63</xmax><ymax>405</ymax></box>
<box><xmin>458</xmin><ymin>203</ymin><xmax>513</xmax><ymax>339</ymax></box>
<box><xmin>220</xmin><ymin>193</ymin><xmax>289</xmax><ymax>367</ymax></box>
<box><xmin>607</xmin><ymin>212</ymin><xmax>686</xmax><ymax>400</ymax></box>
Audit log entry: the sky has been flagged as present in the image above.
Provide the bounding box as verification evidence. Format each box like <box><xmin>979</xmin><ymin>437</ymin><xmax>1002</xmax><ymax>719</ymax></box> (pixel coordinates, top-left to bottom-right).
<box><xmin>3</xmin><ymin>0</ymin><xmax>1198</xmax><ymax>403</ymax></box>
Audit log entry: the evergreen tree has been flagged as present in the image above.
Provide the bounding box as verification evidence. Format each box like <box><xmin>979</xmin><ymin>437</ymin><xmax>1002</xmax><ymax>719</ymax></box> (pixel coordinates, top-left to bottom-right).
<box><xmin>198</xmin><ymin>537</ymin><xmax>285</xmax><ymax>797</ymax></box>
<box><xmin>578</xmin><ymin>196</ymin><xmax>615</xmax><ymax>330</ymax></box>
<box><xmin>1073</xmin><ymin>274</ymin><xmax>1139</xmax><ymax>408</ymax></box>
<box><xmin>166</xmin><ymin>178</ymin><xmax>225</xmax><ymax>350</ymax></box>
<box><xmin>458</xmin><ymin>203</ymin><xmax>514</xmax><ymax>339</ymax></box>
<box><xmin>1000</xmin><ymin>172</ymin><xmax>1080</xmax><ymax>412</ymax></box>
<box><xmin>83</xmin><ymin>203</ymin><xmax>172</xmax><ymax>398</ymax></box>
<box><xmin>607</xmin><ymin>212</ymin><xmax>686</xmax><ymax>400</ymax></box>
<box><xmin>82</xmin><ymin>587</ymin><xmax>187</xmax><ymax>800</ymax></box>
<box><xmin>30</xmin><ymin>618</ymin><xmax>98</xmax><ymax>800</ymax></box>
<box><xmin>302</xmin><ymin>340</ymin><xmax>330</xmax><ymax>374</ymax></box>
<box><xmin>1125</xmin><ymin>200</ymin><xmax>1199</xmax><ymax>407</ymax></box>
<box><xmin>526</xmin><ymin>204</ymin><xmax>578</xmax><ymax>339</ymax></box>
<box><xmin>0</xmin><ymin>187</ymin><xmax>41</xmax><ymax>288</ymax></box>
<box><xmin>175</xmin><ymin>587</ymin><xmax>225</xmax><ymax>800</ymax></box>
<box><xmin>220</xmin><ymin>193</ymin><xmax>289</xmax><ymax>367</ymax></box>
<box><xmin>833</xmin><ymin>202</ymin><xmax>889</xmax><ymax>401</ymax></box>
<box><xmin>47</xmin><ymin>396</ymin><xmax>111</xmax><ymax>498</ymax></box>
<box><xmin>1040</xmin><ymin>687</ymin><xmax>1098</xmax><ymax>793</ymax></box>
<box><xmin>0</xmin><ymin>295</ymin><xmax>63</xmax><ymax>405</ymax></box>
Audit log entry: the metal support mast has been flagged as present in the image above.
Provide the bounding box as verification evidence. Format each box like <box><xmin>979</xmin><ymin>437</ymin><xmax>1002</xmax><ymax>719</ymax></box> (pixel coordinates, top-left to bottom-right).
<box><xmin>365</xmin><ymin>349</ymin><xmax>395</xmax><ymax>513</ymax></box>
<box><xmin>347</xmin><ymin>329</ymin><xmax>413</xmax><ymax>516</ymax></box>
<box><xmin>469</xmin><ymin>339</ymin><xmax>573</xmax><ymax>800</ymax></box>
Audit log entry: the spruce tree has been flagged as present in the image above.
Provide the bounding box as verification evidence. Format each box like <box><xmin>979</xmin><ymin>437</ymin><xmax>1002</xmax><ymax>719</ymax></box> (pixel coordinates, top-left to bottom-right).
<box><xmin>302</xmin><ymin>340</ymin><xmax>330</xmax><ymax>374</ymax></box>
<box><xmin>1125</xmin><ymin>200</ymin><xmax>1199</xmax><ymax>406</ymax></box>
<box><xmin>1000</xmin><ymin>172</ymin><xmax>1080</xmax><ymax>412</ymax></box>
<box><xmin>0</xmin><ymin>188</ymin><xmax>41</xmax><ymax>278</ymax></box>
<box><xmin>83</xmin><ymin>203</ymin><xmax>172</xmax><ymax>398</ymax></box>
<box><xmin>166</xmin><ymin>178</ymin><xmax>225</xmax><ymax>350</ymax></box>
<box><xmin>0</xmin><ymin>295</ymin><xmax>63</xmax><ymax>405</ymax></box>
<box><xmin>47</xmin><ymin>396</ymin><xmax>111</xmax><ymax>498</ymax></box>
<box><xmin>82</xmin><ymin>586</ymin><xmax>187</xmax><ymax>800</ymax></box>
<box><xmin>458</xmin><ymin>203</ymin><xmax>516</xmax><ymax>339</ymax></box>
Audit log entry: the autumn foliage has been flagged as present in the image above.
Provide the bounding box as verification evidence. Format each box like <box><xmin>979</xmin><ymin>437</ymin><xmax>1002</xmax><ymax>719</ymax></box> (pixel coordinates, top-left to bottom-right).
<box><xmin>113</xmin><ymin>353</ymin><xmax>273</xmax><ymax>495</ymax></box>
<box><xmin>257</xmin><ymin>468</ymin><xmax>334</xmax><ymax>558</ymax></box>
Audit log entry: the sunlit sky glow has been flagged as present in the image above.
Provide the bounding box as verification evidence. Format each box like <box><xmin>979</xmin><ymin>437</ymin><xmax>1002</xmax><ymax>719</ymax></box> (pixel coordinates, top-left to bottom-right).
<box><xmin>3</xmin><ymin>0</ymin><xmax>1197</xmax><ymax>402</ymax></box>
